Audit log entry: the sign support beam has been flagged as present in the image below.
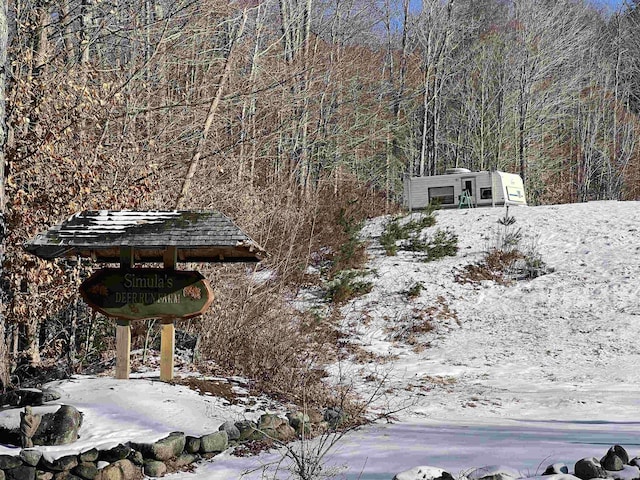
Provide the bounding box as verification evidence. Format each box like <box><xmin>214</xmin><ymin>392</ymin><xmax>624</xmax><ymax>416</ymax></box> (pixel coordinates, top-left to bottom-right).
<box><xmin>115</xmin><ymin>248</ymin><xmax>134</xmax><ymax>379</ymax></box>
<box><xmin>160</xmin><ymin>246</ymin><xmax>177</xmax><ymax>381</ymax></box>
<box><xmin>115</xmin><ymin>320</ymin><xmax>131</xmax><ymax>379</ymax></box>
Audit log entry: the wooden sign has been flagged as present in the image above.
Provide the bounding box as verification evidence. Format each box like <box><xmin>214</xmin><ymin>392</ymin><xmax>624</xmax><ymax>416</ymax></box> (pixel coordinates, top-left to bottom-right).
<box><xmin>80</xmin><ymin>268</ymin><xmax>214</xmax><ymax>320</ymax></box>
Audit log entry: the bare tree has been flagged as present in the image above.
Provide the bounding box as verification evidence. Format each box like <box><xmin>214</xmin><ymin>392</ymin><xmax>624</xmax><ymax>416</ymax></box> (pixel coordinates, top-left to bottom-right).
<box><xmin>0</xmin><ymin>0</ymin><xmax>9</xmax><ymax>388</ymax></box>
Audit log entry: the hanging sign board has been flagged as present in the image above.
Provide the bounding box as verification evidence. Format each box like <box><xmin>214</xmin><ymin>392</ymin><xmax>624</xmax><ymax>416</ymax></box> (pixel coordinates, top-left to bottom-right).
<box><xmin>80</xmin><ymin>268</ymin><xmax>214</xmax><ymax>321</ymax></box>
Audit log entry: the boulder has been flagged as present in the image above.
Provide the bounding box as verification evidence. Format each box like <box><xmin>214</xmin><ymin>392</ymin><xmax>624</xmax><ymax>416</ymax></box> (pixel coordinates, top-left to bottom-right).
<box><xmin>4</xmin><ymin>465</ymin><xmax>35</xmax><ymax>480</ymax></box>
<box><xmin>184</xmin><ymin>436</ymin><xmax>200</xmax><ymax>454</ymax></box>
<box><xmin>19</xmin><ymin>450</ymin><xmax>42</xmax><ymax>467</ymax></box>
<box><xmin>218</xmin><ymin>421</ymin><xmax>240</xmax><ymax>441</ymax></box>
<box><xmin>32</xmin><ymin>406</ymin><xmax>83</xmax><ymax>446</ymax></box>
<box><xmin>143</xmin><ymin>460</ymin><xmax>166</xmax><ymax>478</ymax></box>
<box><xmin>602</xmin><ymin>454</ymin><xmax>624</xmax><ymax>472</ymax></box>
<box><xmin>393</xmin><ymin>466</ymin><xmax>454</xmax><ymax>480</ymax></box>
<box><xmin>94</xmin><ymin>460</ymin><xmax>137</xmax><ymax>480</ymax></box>
<box><xmin>0</xmin><ymin>455</ymin><xmax>23</xmax><ymax>469</ymax></box>
<box><xmin>35</xmin><ymin>471</ymin><xmax>52</xmax><ymax>480</ymax></box>
<box><xmin>40</xmin><ymin>389</ymin><xmax>61</xmax><ymax>404</ymax></box>
<box><xmin>543</xmin><ymin>464</ymin><xmax>569</xmax><ymax>475</ymax></box>
<box><xmin>51</xmin><ymin>472</ymin><xmax>83</xmax><ymax>480</ymax></box>
<box><xmin>602</xmin><ymin>446</ymin><xmax>629</xmax><ymax>470</ymax></box>
<box><xmin>286</xmin><ymin>412</ymin><xmax>310</xmax><ymax>435</ymax></box>
<box><xmin>323</xmin><ymin>408</ymin><xmax>344</xmax><ymax>429</ymax></box>
<box><xmin>133</xmin><ymin>432</ymin><xmax>185</xmax><ymax>461</ymax></box>
<box><xmin>175</xmin><ymin>453</ymin><xmax>197</xmax><ymax>468</ymax></box>
<box><xmin>199</xmin><ymin>431</ymin><xmax>228</xmax><ymax>454</ymax></box>
<box><xmin>235</xmin><ymin>421</ymin><xmax>263</xmax><ymax>442</ymax></box>
<box><xmin>40</xmin><ymin>455</ymin><xmax>78</xmax><ymax>472</ymax></box>
<box><xmin>467</xmin><ymin>465</ymin><xmax>521</xmax><ymax>480</ymax></box>
<box><xmin>72</xmin><ymin>462</ymin><xmax>99</xmax><ymax>480</ymax></box>
<box><xmin>97</xmin><ymin>445</ymin><xmax>130</xmax><ymax>463</ymax></box>
<box><xmin>127</xmin><ymin>450</ymin><xmax>143</xmax><ymax>467</ymax></box>
<box><xmin>78</xmin><ymin>450</ymin><xmax>99</xmax><ymax>464</ymax></box>
<box><xmin>0</xmin><ymin>389</ymin><xmax>44</xmax><ymax>408</ymax></box>
<box><xmin>574</xmin><ymin>457</ymin><xmax>607</xmax><ymax>480</ymax></box>
<box><xmin>257</xmin><ymin>414</ymin><xmax>295</xmax><ymax>441</ymax></box>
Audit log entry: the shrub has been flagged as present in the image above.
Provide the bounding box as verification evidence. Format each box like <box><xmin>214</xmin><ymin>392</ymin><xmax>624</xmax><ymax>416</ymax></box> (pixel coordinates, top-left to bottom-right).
<box><xmin>456</xmin><ymin>207</ymin><xmax>550</xmax><ymax>284</ymax></box>
<box><xmin>422</xmin><ymin>228</ymin><xmax>459</xmax><ymax>262</ymax></box>
<box><xmin>405</xmin><ymin>282</ymin><xmax>424</xmax><ymax>299</ymax></box>
<box><xmin>325</xmin><ymin>270</ymin><xmax>373</xmax><ymax>304</ymax></box>
<box><xmin>379</xmin><ymin>203</ymin><xmax>440</xmax><ymax>256</ymax></box>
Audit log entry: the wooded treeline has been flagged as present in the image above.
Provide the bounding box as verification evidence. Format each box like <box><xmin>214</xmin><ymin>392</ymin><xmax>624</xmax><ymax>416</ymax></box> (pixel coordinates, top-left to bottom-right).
<box><xmin>0</xmin><ymin>0</ymin><xmax>639</xmax><ymax>389</ymax></box>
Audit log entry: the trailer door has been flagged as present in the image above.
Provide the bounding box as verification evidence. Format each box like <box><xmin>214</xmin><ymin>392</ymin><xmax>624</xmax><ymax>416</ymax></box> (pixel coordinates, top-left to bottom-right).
<box><xmin>461</xmin><ymin>177</ymin><xmax>477</xmax><ymax>205</ymax></box>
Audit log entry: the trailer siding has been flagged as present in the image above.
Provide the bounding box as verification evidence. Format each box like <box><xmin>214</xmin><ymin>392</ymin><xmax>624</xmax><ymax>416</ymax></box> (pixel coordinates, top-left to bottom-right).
<box><xmin>404</xmin><ymin>171</ymin><xmax>525</xmax><ymax>210</ymax></box>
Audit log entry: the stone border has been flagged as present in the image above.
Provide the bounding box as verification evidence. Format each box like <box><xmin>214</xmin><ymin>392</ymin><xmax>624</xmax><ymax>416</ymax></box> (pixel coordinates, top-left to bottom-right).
<box><xmin>0</xmin><ymin>410</ymin><xmax>340</xmax><ymax>479</ymax></box>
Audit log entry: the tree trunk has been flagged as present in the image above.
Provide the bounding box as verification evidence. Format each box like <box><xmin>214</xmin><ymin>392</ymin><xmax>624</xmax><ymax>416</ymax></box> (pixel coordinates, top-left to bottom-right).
<box><xmin>0</xmin><ymin>0</ymin><xmax>10</xmax><ymax>389</ymax></box>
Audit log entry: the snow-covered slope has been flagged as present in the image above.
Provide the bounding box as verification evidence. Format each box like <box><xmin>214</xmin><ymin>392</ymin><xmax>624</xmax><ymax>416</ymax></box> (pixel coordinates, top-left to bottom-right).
<box><xmin>335</xmin><ymin>201</ymin><xmax>640</xmax><ymax>422</ymax></box>
<box><xmin>2</xmin><ymin>201</ymin><xmax>638</xmax><ymax>479</ymax></box>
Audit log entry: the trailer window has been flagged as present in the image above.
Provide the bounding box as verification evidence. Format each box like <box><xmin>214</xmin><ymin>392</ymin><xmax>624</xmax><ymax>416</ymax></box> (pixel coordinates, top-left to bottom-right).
<box><xmin>480</xmin><ymin>187</ymin><xmax>492</xmax><ymax>200</ymax></box>
<box><xmin>429</xmin><ymin>186</ymin><xmax>455</xmax><ymax>205</ymax></box>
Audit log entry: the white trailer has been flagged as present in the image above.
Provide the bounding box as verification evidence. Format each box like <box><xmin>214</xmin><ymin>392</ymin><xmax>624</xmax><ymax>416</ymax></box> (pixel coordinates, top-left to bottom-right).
<box><xmin>403</xmin><ymin>169</ymin><xmax>526</xmax><ymax>210</ymax></box>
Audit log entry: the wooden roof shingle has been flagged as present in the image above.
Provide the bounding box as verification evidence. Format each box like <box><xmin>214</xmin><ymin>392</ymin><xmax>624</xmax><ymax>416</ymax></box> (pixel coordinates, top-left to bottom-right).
<box><xmin>24</xmin><ymin>210</ymin><xmax>266</xmax><ymax>263</ymax></box>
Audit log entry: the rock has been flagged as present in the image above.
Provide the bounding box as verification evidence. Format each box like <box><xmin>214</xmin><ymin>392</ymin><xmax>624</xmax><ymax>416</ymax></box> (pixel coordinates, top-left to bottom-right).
<box><xmin>127</xmin><ymin>450</ymin><xmax>143</xmax><ymax>467</ymax></box>
<box><xmin>111</xmin><ymin>460</ymin><xmax>136</xmax><ymax>480</ymax></box>
<box><xmin>276</xmin><ymin>423</ymin><xmax>296</xmax><ymax>442</ymax></box>
<box><xmin>393</xmin><ymin>466</ymin><xmax>453</xmax><ymax>480</ymax></box>
<box><xmin>184</xmin><ymin>436</ymin><xmax>200</xmax><ymax>454</ymax></box>
<box><xmin>35</xmin><ymin>471</ymin><xmax>53</xmax><ymax>480</ymax></box>
<box><xmin>0</xmin><ymin>389</ymin><xmax>44</xmax><ymax>408</ymax></box>
<box><xmin>602</xmin><ymin>454</ymin><xmax>624</xmax><ymax>472</ymax></box>
<box><xmin>257</xmin><ymin>414</ymin><xmax>295</xmax><ymax>441</ymax></box>
<box><xmin>78</xmin><ymin>450</ymin><xmax>99</xmax><ymax>463</ymax></box>
<box><xmin>543</xmin><ymin>464</ymin><xmax>569</xmax><ymax>475</ymax></box>
<box><xmin>5</xmin><ymin>465</ymin><xmax>36</xmax><ymax>480</ymax></box>
<box><xmin>467</xmin><ymin>465</ymin><xmax>521</xmax><ymax>480</ymax></box>
<box><xmin>199</xmin><ymin>431</ymin><xmax>228</xmax><ymax>454</ymax></box>
<box><xmin>574</xmin><ymin>457</ymin><xmax>607</xmax><ymax>480</ymax></box>
<box><xmin>72</xmin><ymin>462</ymin><xmax>99</xmax><ymax>480</ymax></box>
<box><xmin>51</xmin><ymin>472</ymin><xmax>83</xmax><ymax>480</ymax></box>
<box><xmin>133</xmin><ymin>432</ymin><xmax>185</xmax><ymax>461</ymax></box>
<box><xmin>40</xmin><ymin>455</ymin><xmax>78</xmax><ymax>472</ymax></box>
<box><xmin>235</xmin><ymin>421</ymin><xmax>263</xmax><ymax>441</ymax></box>
<box><xmin>175</xmin><ymin>453</ymin><xmax>197</xmax><ymax>468</ymax></box>
<box><xmin>323</xmin><ymin>407</ymin><xmax>344</xmax><ymax>429</ymax></box>
<box><xmin>32</xmin><ymin>406</ymin><xmax>83</xmax><ymax>446</ymax></box>
<box><xmin>0</xmin><ymin>470</ymin><xmax>5</xmax><ymax>480</ymax></box>
<box><xmin>97</xmin><ymin>445</ymin><xmax>130</xmax><ymax>463</ymax></box>
<box><xmin>286</xmin><ymin>412</ymin><xmax>310</xmax><ymax>435</ymax></box>
<box><xmin>94</xmin><ymin>460</ymin><xmax>137</xmax><ymax>480</ymax></box>
<box><xmin>40</xmin><ymin>389</ymin><xmax>61</xmax><ymax>404</ymax></box>
<box><xmin>218</xmin><ymin>421</ymin><xmax>240</xmax><ymax>441</ymax></box>
<box><xmin>0</xmin><ymin>455</ymin><xmax>23</xmax><ymax>469</ymax></box>
<box><xmin>19</xmin><ymin>449</ymin><xmax>43</xmax><ymax>467</ymax></box>
<box><xmin>602</xmin><ymin>446</ymin><xmax>629</xmax><ymax>469</ymax></box>
<box><xmin>143</xmin><ymin>460</ymin><xmax>167</xmax><ymax>478</ymax></box>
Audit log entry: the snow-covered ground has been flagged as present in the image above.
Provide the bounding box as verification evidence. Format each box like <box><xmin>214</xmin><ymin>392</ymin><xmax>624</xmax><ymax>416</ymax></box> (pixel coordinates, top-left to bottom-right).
<box><xmin>2</xmin><ymin>201</ymin><xmax>639</xmax><ymax>479</ymax></box>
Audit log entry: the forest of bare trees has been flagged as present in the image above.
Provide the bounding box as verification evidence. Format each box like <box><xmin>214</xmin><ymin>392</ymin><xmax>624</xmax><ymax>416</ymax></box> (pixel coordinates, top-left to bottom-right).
<box><xmin>0</xmin><ymin>0</ymin><xmax>638</xmax><ymax>396</ymax></box>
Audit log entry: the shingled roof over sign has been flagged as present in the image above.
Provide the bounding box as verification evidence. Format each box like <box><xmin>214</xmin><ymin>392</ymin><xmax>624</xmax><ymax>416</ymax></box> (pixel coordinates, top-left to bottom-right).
<box><xmin>24</xmin><ymin>210</ymin><xmax>267</xmax><ymax>263</ymax></box>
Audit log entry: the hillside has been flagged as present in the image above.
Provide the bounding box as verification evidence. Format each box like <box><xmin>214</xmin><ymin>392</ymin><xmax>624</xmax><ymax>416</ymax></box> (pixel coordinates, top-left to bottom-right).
<box><xmin>2</xmin><ymin>200</ymin><xmax>638</xmax><ymax>479</ymax></box>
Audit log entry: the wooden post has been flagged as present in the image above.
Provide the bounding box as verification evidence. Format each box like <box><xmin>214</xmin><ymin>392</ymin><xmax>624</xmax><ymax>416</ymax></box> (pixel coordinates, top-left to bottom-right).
<box><xmin>160</xmin><ymin>319</ymin><xmax>175</xmax><ymax>381</ymax></box>
<box><xmin>115</xmin><ymin>320</ymin><xmax>131</xmax><ymax>379</ymax></box>
<box><xmin>115</xmin><ymin>247</ymin><xmax>134</xmax><ymax>379</ymax></box>
<box><xmin>160</xmin><ymin>246</ymin><xmax>177</xmax><ymax>381</ymax></box>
